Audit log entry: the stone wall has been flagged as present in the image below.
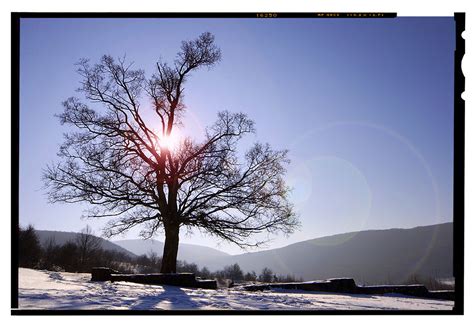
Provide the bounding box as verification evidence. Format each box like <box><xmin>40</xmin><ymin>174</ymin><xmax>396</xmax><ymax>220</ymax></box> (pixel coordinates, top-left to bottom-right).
<box><xmin>240</xmin><ymin>278</ymin><xmax>454</xmax><ymax>301</ymax></box>
<box><xmin>90</xmin><ymin>267</ymin><xmax>217</xmax><ymax>289</ymax></box>
<box><xmin>90</xmin><ymin>268</ymin><xmax>454</xmax><ymax>300</ymax></box>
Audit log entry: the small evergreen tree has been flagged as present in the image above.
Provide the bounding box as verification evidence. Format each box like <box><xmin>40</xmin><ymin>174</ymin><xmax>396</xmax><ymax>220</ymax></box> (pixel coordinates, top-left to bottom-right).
<box><xmin>18</xmin><ymin>225</ymin><xmax>42</xmax><ymax>268</ymax></box>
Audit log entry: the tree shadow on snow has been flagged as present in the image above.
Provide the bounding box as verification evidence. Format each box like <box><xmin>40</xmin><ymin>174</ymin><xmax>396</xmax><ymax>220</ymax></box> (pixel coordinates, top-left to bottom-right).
<box><xmin>131</xmin><ymin>285</ymin><xmax>201</xmax><ymax>310</ymax></box>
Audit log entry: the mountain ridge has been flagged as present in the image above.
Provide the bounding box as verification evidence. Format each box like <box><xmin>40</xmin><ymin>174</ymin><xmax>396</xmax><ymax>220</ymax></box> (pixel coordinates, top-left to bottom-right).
<box><xmin>35</xmin><ymin>222</ymin><xmax>453</xmax><ymax>285</ymax></box>
<box><xmin>201</xmin><ymin>222</ymin><xmax>453</xmax><ymax>284</ymax></box>
<box><xmin>35</xmin><ymin>230</ymin><xmax>137</xmax><ymax>258</ymax></box>
<box><xmin>235</xmin><ymin>221</ymin><xmax>453</xmax><ymax>255</ymax></box>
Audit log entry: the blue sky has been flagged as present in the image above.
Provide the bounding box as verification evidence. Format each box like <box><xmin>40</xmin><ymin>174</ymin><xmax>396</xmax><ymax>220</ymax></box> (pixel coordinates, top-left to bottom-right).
<box><xmin>19</xmin><ymin>17</ymin><xmax>455</xmax><ymax>254</ymax></box>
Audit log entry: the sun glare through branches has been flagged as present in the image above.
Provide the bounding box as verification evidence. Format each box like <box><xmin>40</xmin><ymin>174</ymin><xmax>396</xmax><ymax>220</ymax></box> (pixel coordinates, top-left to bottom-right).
<box><xmin>158</xmin><ymin>131</ymin><xmax>180</xmax><ymax>152</ymax></box>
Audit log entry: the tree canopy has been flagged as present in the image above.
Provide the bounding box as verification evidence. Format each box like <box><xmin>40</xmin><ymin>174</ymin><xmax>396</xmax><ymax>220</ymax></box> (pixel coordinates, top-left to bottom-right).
<box><xmin>44</xmin><ymin>32</ymin><xmax>299</xmax><ymax>272</ymax></box>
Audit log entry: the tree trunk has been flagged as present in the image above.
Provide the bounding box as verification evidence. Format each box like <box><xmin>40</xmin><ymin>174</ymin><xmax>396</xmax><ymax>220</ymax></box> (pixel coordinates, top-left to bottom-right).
<box><xmin>160</xmin><ymin>223</ymin><xmax>180</xmax><ymax>273</ymax></box>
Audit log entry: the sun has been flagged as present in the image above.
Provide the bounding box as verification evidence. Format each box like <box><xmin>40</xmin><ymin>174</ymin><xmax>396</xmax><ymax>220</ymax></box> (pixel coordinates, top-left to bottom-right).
<box><xmin>159</xmin><ymin>131</ymin><xmax>180</xmax><ymax>151</ymax></box>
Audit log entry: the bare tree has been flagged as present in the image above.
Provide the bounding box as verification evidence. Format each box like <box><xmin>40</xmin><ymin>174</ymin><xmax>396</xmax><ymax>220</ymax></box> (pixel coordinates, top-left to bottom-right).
<box><xmin>41</xmin><ymin>237</ymin><xmax>58</xmax><ymax>270</ymax></box>
<box><xmin>259</xmin><ymin>267</ymin><xmax>274</xmax><ymax>283</ymax></box>
<box><xmin>223</xmin><ymin>263</ymin><xmax>244</xmax><ymax>281</ymax></box>
<box><xmin>44</xmin><ymin>32</ymin><xmax>299</xmax><ymax>273</ymax></box>
<box><xmin>75</xmin><ymin>225</ymin><xmax>101</xmax><ymax>266</ymax></box>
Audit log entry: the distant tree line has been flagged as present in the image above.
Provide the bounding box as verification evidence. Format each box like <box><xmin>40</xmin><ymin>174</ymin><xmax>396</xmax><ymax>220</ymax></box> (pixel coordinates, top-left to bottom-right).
<box><xmin>19</xmin><ymin>225</ymin><xmax>136</xmax><ymax>273</ymax></box>
<box><xmin>18</xmin><ymin>225</ymin><xmax>453</xmax><ymax>290</ymax></box>
<box><xmin>209</xmin><ymin>264</ymin><xmax>303</xmax><ymax>284</ymax></box>
<box><xmin>399</xmin><ymin>274</ymin><xmax>454</xmax><ymax>291</ymax></box>
<box><xmin>18</xmin><ymin>225</ymin><xmax>301</xmax><ymax>284</ymax></box>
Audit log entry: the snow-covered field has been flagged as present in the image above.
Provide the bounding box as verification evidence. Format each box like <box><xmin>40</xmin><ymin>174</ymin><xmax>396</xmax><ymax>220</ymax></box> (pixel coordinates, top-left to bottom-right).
<box><xmin>17</xmin><ymin>268</ymin><xmax>454</xmax><ymax>311</ymax></box>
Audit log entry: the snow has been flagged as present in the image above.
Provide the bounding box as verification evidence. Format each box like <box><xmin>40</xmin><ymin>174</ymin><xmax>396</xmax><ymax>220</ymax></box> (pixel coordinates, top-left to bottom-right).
<box><xmin>17</xmin><ymin>268</ymin><xmax>454</xmax><ymax>310</ymax></box>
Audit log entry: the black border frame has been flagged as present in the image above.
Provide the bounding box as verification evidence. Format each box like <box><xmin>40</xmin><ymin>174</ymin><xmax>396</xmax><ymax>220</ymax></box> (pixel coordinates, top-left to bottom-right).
<box><xmin>11</xmin><ymin>12</ymin><xmax>465</xmax><ymax>315</ymax></box>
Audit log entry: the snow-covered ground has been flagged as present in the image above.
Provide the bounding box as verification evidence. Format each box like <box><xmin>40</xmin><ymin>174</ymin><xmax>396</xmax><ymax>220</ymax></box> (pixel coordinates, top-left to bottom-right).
<box><xmin>17</xmin><ymin>268</ymin><xmax>454</xmax><ymax>310</ymax></box>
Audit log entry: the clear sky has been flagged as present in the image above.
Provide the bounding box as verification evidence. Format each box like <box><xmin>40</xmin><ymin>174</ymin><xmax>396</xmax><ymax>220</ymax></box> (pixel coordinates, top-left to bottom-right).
<box><xmin>19</xmin><ymin>17</ymin><xmax>455</xmax><ymax>254</ymax></box>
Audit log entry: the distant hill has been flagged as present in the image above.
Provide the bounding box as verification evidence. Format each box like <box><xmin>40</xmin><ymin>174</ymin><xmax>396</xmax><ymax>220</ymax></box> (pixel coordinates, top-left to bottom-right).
<box><xmin>35</xmin><ymin>230</ymin><xmax>137</xmax><ymax>258</ymax></box>
<box><xmin>202</xmin><ymin>222</ymin><xmax>453</xmax><ymax>284</ymax></box>
<box><xmin>114</xmin><ymin>239</ymin><xmax>230</xmax><ymax>265</ymax></box>
<box><xmin>36</xmin><ymin>223</ymin><xmax>453</xmax><ymax>285</ymax></box>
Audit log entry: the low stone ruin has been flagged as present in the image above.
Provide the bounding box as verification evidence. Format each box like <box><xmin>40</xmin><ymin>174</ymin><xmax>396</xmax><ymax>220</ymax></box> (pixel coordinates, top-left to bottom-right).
<box><xmin>91</xmin><ymin>268</ymin><xmax>454</xmax><ymax>301</ymax></box>
<box><xmin>91</xmin><ymin>267</ymin><xmax>217</xmax><ymax>289</ymax></box>
<box><xmin>240</xmin><ymin>278</ymin><xmax>454</xmax><ymax>301</ymax></box>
